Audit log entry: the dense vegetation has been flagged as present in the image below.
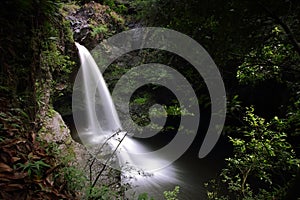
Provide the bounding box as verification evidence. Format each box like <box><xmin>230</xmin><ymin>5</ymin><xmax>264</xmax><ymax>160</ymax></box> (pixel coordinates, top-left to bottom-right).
<box><xmin>0</xmin><ymin>0</ymin><xmax>78</xmax><ymax>199</ymax></box>
<box><xmin>127</xmin><ymin>0</ymin><xmax>300</xmax><ymax>199</ymax></box>
<box><xmin>0</xmin><ymin>0</ymin><xmax>299</xmax><ymax>199</ymax></box>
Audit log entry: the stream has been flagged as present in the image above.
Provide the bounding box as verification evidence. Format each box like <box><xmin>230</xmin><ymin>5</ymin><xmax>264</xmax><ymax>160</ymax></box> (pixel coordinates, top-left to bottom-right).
<box><xmin>74</xmin><ymin>42</ymin><xmax>229</xmax><ymax>200</ymax></box>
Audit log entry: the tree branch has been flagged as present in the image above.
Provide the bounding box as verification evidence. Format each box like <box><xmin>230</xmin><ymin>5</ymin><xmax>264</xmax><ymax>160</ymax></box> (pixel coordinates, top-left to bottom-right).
<box><xmin>257</xmin><ymin>1</ymin><xmax>300</xmax><ymax>56</ymax></box>
<box><xmin>91</xmin><ymin>131</ymin><xmax>128</xmax><ymax>188</ymax></box>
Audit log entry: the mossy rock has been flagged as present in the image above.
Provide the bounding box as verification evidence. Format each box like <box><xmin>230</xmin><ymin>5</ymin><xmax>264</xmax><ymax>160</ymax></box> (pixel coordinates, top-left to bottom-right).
<box><xmin>64</xmin><ymin>1</ymin><xmax>126</xmax><ymax>49</ymax></box>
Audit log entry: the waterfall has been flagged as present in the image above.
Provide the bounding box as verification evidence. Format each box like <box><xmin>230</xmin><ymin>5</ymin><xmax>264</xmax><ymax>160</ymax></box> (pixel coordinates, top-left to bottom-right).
<box><xmin>73</xmin><ymin>42</ymin><xmax>213</xmax><ymax>199</ymax></box>
<box><xmin>74</xmin><ymin>42</ymin><xmax>122</xmax><ymax>134</ymax></box>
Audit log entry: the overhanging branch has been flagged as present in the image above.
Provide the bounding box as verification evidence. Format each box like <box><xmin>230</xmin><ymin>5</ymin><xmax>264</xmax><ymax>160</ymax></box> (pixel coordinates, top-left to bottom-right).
<box><xmin>257</xmin><ymin>0</ymin><xmax>300</xmax><ymax>56</ymax></box>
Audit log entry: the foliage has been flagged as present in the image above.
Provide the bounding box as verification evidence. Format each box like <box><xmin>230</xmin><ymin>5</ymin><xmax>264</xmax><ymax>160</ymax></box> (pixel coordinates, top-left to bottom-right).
<box><xmin>16</xmin><ymin>159</ymin><xmax>50</xmax><ymax>178</ymax></box>
<box><xmin>76</xmin><ymin>0</ymin><xmax>129</xmax><ymax>14</ymax></box>
<box><xmin>39</xmin><ymin>14</ymin><xmax>76</xmax><ymax>115</ymax></box>
<box><xmin>283</xmin><ymin>96</ymin><xmax>300</xmax><ymax>157</ymax></box>
<box><xmin>37</xmin><ymin>1</ymin><xmax>300</xmax><ymax>199</ymax></box>
<box><xmin>103</xmin><ymin>0</ymin><xmax>128</xmax><ymax>14</ymax></box>
<box><xmin>91</xmin><ymin>24</ymin><xmax>109</xmax><ymax>37</ymax></box>
<box><xmin>237</xmin><ymin>26</ymin><xmax>299</xmax><ymax>85</ymax></box>
<box><xmin>85</xmin><ymin>185</ymin><xmax>119</xmax><ymax>200</ymax></box>
<box><xmin>130</xmin><ymin>0</ymin><xmax>300</xmax><ymax>83</ymax></box>
<box><xmin>138</xmin><ymin>192</ymin><xmax>155</xmax><ymax>200</ymax></box>
<box><xmin>206</xmin><ymin>107</ymin><xmax>300</xmax><ymax>200</ymax></box>
<box><xmin>1</xmin><ymin>0</ymin><xmax>300</xmax><ymax>199</ymax></box>
<box><xmin>60</xmin><ymin>165</ymin><xmax>87</xmax><ymax>191</ymax></box>
<box><xmin>163</xmin><ymin>186</ymin><xmax>180</xmax><ymax>200</ymax></box>
<box><xmin>136</xmin><ymin>186</ymin><xmax>180</xmax><ymax>200</ymax></box>
<box><xmin>0</xmin><ymin>0</ymin><xmax>79</xmax><ymax>199</ymax></box>
<box><xmin>0</xmin><ymin>106</ymin><xmax>80</xmax><ymax>199</ymax></box>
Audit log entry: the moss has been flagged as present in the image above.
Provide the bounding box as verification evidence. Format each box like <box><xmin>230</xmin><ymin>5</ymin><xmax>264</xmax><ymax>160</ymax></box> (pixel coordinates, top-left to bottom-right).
<box><xmin>110</xmin><ymin>10</ymin><xmax>125</xmax><ymax>24</ymax></box>
<box><xmin>91</xmin><ymin>24</ymin><xmax>109</xmax><ymax>37</ymax></box>
<box><xmin>60</xmin><ymin>2</ymin><xmax>80</xmax><ymax>17</ymax></box>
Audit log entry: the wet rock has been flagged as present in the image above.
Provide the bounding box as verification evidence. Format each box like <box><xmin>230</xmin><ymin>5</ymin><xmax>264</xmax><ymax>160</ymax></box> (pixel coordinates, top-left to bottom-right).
<box><xmin>64</xmin><ymin>2</ymin><xmax>125</xmax><ymax>49</ymax></box>
<box><xmin>39</xmin><ymin>110</ymin><xmax>122</xmax><ymax>198</ymax></box>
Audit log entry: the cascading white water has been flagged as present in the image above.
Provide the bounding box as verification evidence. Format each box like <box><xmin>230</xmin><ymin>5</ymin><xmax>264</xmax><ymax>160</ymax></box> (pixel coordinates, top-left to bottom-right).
<box><xmin>73</xmin><ymin>42</ymin><xmax>184</xmax><ymax>198</ymax></box>
<box><xmin>73</xmin><ymin>42</ymin><xmax>222</xmax><ymax>199</ymax></box>
<box><xmin>74</xmin><ymin>42</ymin><xmax>121</xmax><ymax>134</ymax></box>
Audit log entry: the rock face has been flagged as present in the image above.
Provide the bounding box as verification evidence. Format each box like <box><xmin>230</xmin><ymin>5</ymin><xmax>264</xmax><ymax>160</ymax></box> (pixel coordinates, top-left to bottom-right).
<box><xmin>39</xmin><ymin>110</ymin><xmax>71</xmax><ymax>144</ymax></box>
<box><xmin>37</xmin><ymin>3</ymin><xmax>127</xmax><ymax>198</ymax></box>
<box><xmin>39</xmin><ymin>109</ymin><xmax>123</xmax><ymax>198</ymax></box>
<box><xmin>38</xmin><ymin>110</ymin><xmax>89</xmax><ymax>176</ymax></box>
<box><xmin>65</xmin><ymin>1</ymin><xmax>125</xmax><ymax>49</ymax></box>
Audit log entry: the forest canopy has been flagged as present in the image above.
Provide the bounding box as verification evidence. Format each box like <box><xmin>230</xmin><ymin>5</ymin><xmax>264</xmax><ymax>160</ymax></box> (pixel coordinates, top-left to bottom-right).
<box><xmin>0</xmin><ymin>0</ymin><xmax>299</xmax><ymax>199</ymax></box>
